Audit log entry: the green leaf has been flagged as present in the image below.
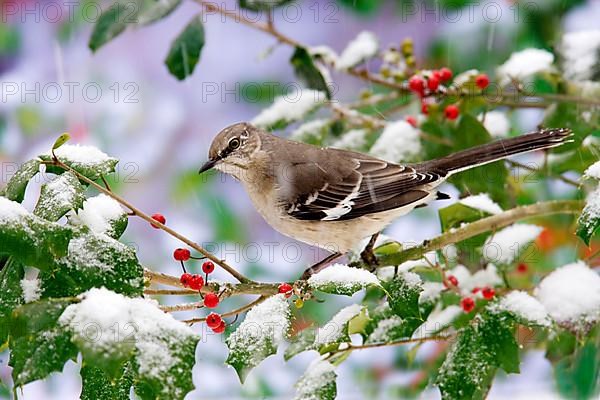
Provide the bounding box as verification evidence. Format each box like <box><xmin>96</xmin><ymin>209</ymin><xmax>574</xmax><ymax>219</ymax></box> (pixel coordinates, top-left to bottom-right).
<box><xmin>448</xmin><ymin>115</ymin><xmax>508</xmax><ymax>205</ymax></box>
<box><xmin>387</xmin><ymin>272</ymin><xmax>423</xmax><ymax>321</ymax></box>
<box><xmin>137</xmin><ymin>0</ymin><xmax>182</xmax><ymax>25</ymax></box>
<box><xmin>577</xmin><ymin>188</ymin><xmax>600</xmax><ymax>246</ymax></box>
<box><xmin>438</xmin><ymin>203</ymin><xmax>490</xmax><ymax>233</ymax></box>
<box><xmin>290</xmin><ymin>47</ymin><xmax>331</xmax><ymax>99</ymax></box>
<box><xmin>365</xmin><ymin>315</ymin><xmax>413</xmax><ymax>344</ymax></box>
<box><xmin>293</xmin><ymin>359</ymin><xmax>337</xmax><ymax>400</ymax></box>
<box><xmin>4</xmin><ymin>159</ymin><xmax>40</xmax><ymax>202</ymax></box>
<box><xmin>554</xmin><ymin>340</ymin><xmax>600</xmax><ymax>399</ymax></box>
<box><xmin>89</xmin><ymin>1</ymin><xmax>137</xmax><ymax>52</ymax></box>
<box><xmin>239</xmin><ymin>0</ymin><xmax>293</xmax><ymax>11</ymax></box>
<box><xmin>284</xmin><ymin>327</ymin><xmax>316</xmax><ymax>361</ymax></box>
<box><xmin>226</xmin><ymin>295</ymin><xmax>291</xmax><ymax>382</ymax></box>
<box><xmin>9</xmin><ymin>299</ymin><xmax>78</xmax><ymax>386</ymax></box>
<box><xmin>34</xmin><ymin>172</ymin><xmax>86</xmax><ymax>222</ymax></box>
<box><xmin>165</xmin><ymin>16</ymin><xmax>205</xmax><ymax>80</ymax></box>
<box><xmin>39</xmin><ymin>231</ymin><xmax>144</xmax><ymax>298</ymax></box>
<box><xmin>40</xmin><ymin>145</ymin><xmax>119</xmax><ymax>181</ymax></box>
<box><xmin>0</xmin><ymin>258</ymin><xmax>24</xmax><ymax>346</ymax></box>
<box><xmin>81</xmin><ymin>363</ymin><xmax>134</xmax><ymax>400</ymax></box>
<box><xmin>307</xmin><ymin>264</ymin><xmax>380</xmax><ymax>296</ymax></box>
<box><xmin>436</xmin><ymin>310</ymin><xmax>519</xmax><ymax>399</ymax></box>
<box><xmin>0</xmin><ymin>199</ymin><xmax>73</xmax><ymax>270</ymax></box>
<box><xmin>52</xmin><ymin>133</ymin><xmax>70</xmax><ymax>150</ymax></box>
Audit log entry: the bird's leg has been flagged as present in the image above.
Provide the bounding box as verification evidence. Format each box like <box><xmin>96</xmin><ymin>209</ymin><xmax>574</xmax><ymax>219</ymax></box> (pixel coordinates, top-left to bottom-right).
<box><xmin>300</xmin><ymin>252</ymin><xmax>343</xmax><ymax>280</ymax></box>
<box><xmin>361</xmin><ymin>232</ymin><xmax>380</xmax><ymax>269</ymax></box>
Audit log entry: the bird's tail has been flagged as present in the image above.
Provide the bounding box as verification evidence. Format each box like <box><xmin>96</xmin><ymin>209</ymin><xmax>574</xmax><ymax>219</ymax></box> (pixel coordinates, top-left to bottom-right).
<box><xmin>419</xmin><ymin>128</ymin><xmax>573</xmax><ymax>175</ymax></box>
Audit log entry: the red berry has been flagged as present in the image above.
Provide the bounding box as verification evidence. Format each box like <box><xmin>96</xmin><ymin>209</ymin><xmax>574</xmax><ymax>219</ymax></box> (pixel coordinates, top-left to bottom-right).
<box><xmin>439</xmin><ymin>67</ymin><xmax>453</xmax><ymax>82</ymax></box>
<box><xmin>173</xmin><ymin>248</ymin><xmax>191</xmax><ymax>261</ymax></box>
<box><xmin>421</xmin><ymin>100</ymin><xmax>429</xmax><ymax>115</ymax></box>
<box><xmin>189</xmin><ymin>275</ymin><xmax>204</xmax><ymax>291</ymax></box>
<box><xmin>212</xmin><ymin>321</ymin><xmax>226</xmax><ymax>334</ymax></box>
<box><xmin>150</xmin><ymin>213</ymin><xmax>166</xmax><ymax>228</ymax></box>
<box><xmin>517</xmin><ymin>263</ymin><xmax>528</xmax><ymax>273</ymax></box>
<box><xmin>444</xmin><ymin>104</ymin><xmax>460</xmax><ymax>120</ymax></box>
<box><xmin>204</xmin><ymin>292</ymin><xmax>219</xmax><ymax>308</ymax></box>
<box><xmin>408</xmin><ymin>75</ymin><xmax>425</xmax><ymax>95</ymax></box>
<box><xmin>278</xmin><ymin>283</ymin><xmax>293</xmax><ymax>293</ymax></box>
<box><xmin>446</xmin><ymin>275</ymin><xmax>459</xmax><ymax>287</ymax></box>
<box><xmin>432</xmin><ymin>69</ymin><xmax>443</xmax><ymax>80</ymax></box>
<box><xmin>206</xmin><ymin>312</ymin><xmax>222</xmax><ymax>329</ymax></box>
<box><xmin>180</xmin><ymin>273</ymin><xmax>192</xmax><ymax>287</ymax></box>
<box><xmin>202</xmin><ymin>261</ymin><xmax>215</xmax><ymax>274</ymax></box>
<box><xmin>482</xmin><ymin>287</ymin><xmax>495</xmax><ymax>300</ymax></box>
<box><xmin>475</xmin><ymin>73</ymin><xmax>490</xmax><ymax>89</ymax></box>
<box><xmin>427</xmin><ymin>75</ymin><xmax>440</xmax><ymax>91</ymax></box>
<box><xmin>461</xmin><ymin>297</ymin><xmax>475</xmax><ymax>313</ymax></box>
<box><xmin>406</xmin><ymin>116</ymin><xmax>418</xmax><ymax>127</ymax></box>
<box><xmin>471</xmin><ymin>287</ymin><xmax>481</xmax><ymax>294</ymax></box>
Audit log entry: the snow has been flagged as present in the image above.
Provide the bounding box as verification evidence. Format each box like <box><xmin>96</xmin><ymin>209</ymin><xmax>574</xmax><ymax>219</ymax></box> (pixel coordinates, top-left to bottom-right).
<box><xmin>370</xmin><ymin>120</ymin><xmax>422</xmax><ymax>163</ymax></box>
<box><xmin>330</xmin><ymin>129</ymin><xmax>368</xmax><ymax>151</ymax></box>
<box><xmin>336</xmin><ymin>31</ymin><xmax>378</xmax><ymax>70</ymax></box>
<box><xmin>367</xmin><ymin>315</ymin><xmax>404</xmax><ymax>343</ymax></box>
<box><xmin>289</xmin><ymin>119</ymin><xmax>330</xmax><ymax>142</ymax></box>
<box><xmin>308</xmin><ymin>263</ymin><xmax>380</xmax><ymax>292</ymax></box>
<box><xmin>559</xmin><ymin>30</ymin><xmax>600</xmax><ymax>82</ymax></box>
<box><xmin>583</xmin><ymin>160</ymin><xmax>600</xmax><ymax>180</ymax></box>
<box><xmin>497</xmin><ymin>48</ymin><xmax>554</xmax><ymax>84</ymax></box>
<box><xmin>63</xmin><ymin>233</ymin><xmax>132</xmax><ymax>271</ymax></box>
<box><xmin>315</xmin><ymin>304</ymin><xmax>363</xmax><ymax>346</ymax></box>
<box><xmin>50</xmin><ymin>144</ymin><xmax>115</xmax><ymax>168</ymax></box>
<box><xmin>478</xmin><ymin>111</ymin><xmax>510</xmax><ymax>138</ymax></box>
<box><xmin>309</xmin><ymin>46</ymin><xmax>339</xmax><ymax>66</ymax></box>
<box><xmin>497</xmin><ymin>291</ymin><xmax>551</xmax><ymax>327</ymax></box>
<box><xmin>483</xmin><ymin>224</ymin><xmax>543</xmax><ymax>265</ymax></box>
<box><xmin>419</xmin><ymin>282</ymin><xmax>445</xmax><ymax>304</ymax></box>
<box><xmin>41</xmin><ymin>173</ymin><xmax>81</xmax><ymax>211</ymax></box>
<box><xmin>226</xmin><ymin>294</ymin><xmax>290</xmax><ymax>363</ymax></box>
<box><xmin>59</xmin><ymin>288</ymin><xmax>196</xmax><ymax>383</ymax></box>
<box><xmin>20</xmin><ymin>278</ymin><xmax>41</xmax><ymax>303</ymax></box>
<box><xmin>459</xmin><ymin>193</ymin><xmax>503</xmax><ymax>215</ymax></box>
<box><xmin>463</xmin><ymin>264</ymin><xmax>503</xmax><ymax>292</ymax></box>
<box><xmin>0</xmin><ymin>196</ymin><xmax>29</xmax><ymax>223</ymax></box>
<box><xmin>294</xmin><ymin>358</ymin><xmax>336</xmax><ymax>400</ymax></box>
<box><xmin>535</xmin><ymin>261</ymin><xmax>600</xmax><ymax>328</ymax></box>
<box><xmin>412</xmin><ymin>305</ymin><xmax>462</xmax><ymax>339</ymax></box>
<box><xmin>453</xmin><ymin>69</ymin><xmax>478</xmax><ymax>87</ymax></box>
<box><xmin>578</xmin><ymin>187</ymin><xmax>600</xmax><ymax>235</ymax></box>
<box><xmin>73</xmin><ymin>194</ymin><xmax>125</xmax><ymax>235</ymax></box>
<box><xmin>251</xmin><ymin>90</ymin><xmax>327</xmax><ymax>128</ymax></box>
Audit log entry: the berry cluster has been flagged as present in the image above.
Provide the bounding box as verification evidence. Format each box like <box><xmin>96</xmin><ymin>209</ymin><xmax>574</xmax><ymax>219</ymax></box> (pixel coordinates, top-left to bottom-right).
<box><xmin>461</xmin><ymin>286</ymin><xmax>496</xmax><ymax>313</ymax></box>
<box><xmin>206</xmin><ymin>312</ymin><xmax>226</xmax><ymax>334</ymax></box>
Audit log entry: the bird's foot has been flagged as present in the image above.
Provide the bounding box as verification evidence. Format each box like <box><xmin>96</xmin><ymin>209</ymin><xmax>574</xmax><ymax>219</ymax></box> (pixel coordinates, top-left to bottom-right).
<box><xmin>360</xmin><ymin>233</ymin><xmax>380</xmax><ymax>270</ymax></box>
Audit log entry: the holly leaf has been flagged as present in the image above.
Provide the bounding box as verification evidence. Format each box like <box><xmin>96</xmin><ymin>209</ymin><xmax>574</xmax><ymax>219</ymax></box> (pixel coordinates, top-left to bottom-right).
<box><xmin>9</xmin><ymin>299</ymin><xmax>78</xmax><ymax>386</ymax></box>
<box><xmin>387</xmin><ymin>272</ymin><xmax>423</xmax><ymax>320</ymax></box>
<box><xmin>165</xmin><ymin>16</ymin><xmax>205</xmax><ymax>80</ymax></box>
<box><xmin>81</xmin><ymin>363</ymin><xmax>134</xmax><ymax>400</ymax></box>
<box><xmin>137</xmin><ymin>0</ymin><xmax>182</xmax><ymax>25</ymax></box>
<box><xmin>290</xmin><ymin>47</ymin><xmax>331</xmax><ymax>99</ymax></box>
<box><xmin>307</xmin><ymin>264</ymin><xmax>381</xmax><ymax>296</ymax></box>
<box><xmin>239</xmin><ymin>0</ymin><xmax>293</xmax><ymax>11</ymax></box>
<box><xmin>313</xmin><ymin>304</ymin><xmax>364</xmax><ymax>353</ymax></box>
<box><xmin>39</xmin><ymin>231</ymin><xmax>145</xmax><ymax>298</ymax></box>
<box><xmin>0</xmin><ymin>258</ymin><xmax>24</xmax><ymax>346</ymax></box>
<box><xmin>284</xmin><ymin>327</ymin><xmax>316</xmax><ymax>361</ymax></box>
<box><xmin>226</xmin><ymin>295</ymin><xmax>290</xmax><ymax>382</ymax></box>
<box><xmin>40</xmin><ymin>144</ymin><xmax>119</xmax><ymax>182</ymax></box>
<box><xmin>293</xmin><ymin>359</ymin><xmax>337</xmax><ymax>400</ymax></box>
<box><xmin>0</xmin><ymin>198</ymin><xmax>73</xmax><ymax>270</ymax></box>
<box><xmin>4</xmin><ymin>159</ymin><xmax>40</xmax><ymax>202</ymax></box>
<box><xmin>439</xmin><ymin>203</ymin><xmax>490</xmax><ymax>233</ymax></box>
<box><xmin>34</xmin><ymin>172</ymin><xmax>86</xmax><ymax>222</ymax></box>
<box><xmin>89</xmin><ymin>1</ymin><xmax>138</xmax><ymax>52</ymax></box>
<box><xmin>576</xmin><ymin>187</ymin><xmax>600</xmax><ymax>246</ymax></box>
<box><xmin>436</xmin><ymin>310</ymin><xmax>519</xmax><ymax>399</ymax></box>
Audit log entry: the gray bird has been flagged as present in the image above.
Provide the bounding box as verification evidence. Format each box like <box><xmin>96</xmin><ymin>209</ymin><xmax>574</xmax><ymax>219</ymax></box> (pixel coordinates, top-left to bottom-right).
<box><xmin>199</xmin><ymin>122</ymin><xmax>571</xmax><ymax>275</ymax></box>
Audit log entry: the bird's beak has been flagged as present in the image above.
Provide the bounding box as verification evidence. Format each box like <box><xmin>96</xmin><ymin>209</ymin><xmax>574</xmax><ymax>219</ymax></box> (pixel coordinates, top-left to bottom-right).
<box><xmin>199</xmin><ymin>158</ymin><xmax>218</xmax><ymax>174</ymax></box>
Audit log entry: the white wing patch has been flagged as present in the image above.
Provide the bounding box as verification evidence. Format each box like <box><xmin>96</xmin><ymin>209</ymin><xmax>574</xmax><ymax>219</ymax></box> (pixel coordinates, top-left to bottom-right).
<box><xmin>321</xmin><ymin>176</ymin><xmax>362</xmax><ymax>221</ymax></box>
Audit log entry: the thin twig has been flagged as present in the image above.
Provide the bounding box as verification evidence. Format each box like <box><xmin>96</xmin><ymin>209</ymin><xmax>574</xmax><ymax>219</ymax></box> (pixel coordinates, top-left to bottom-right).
<box><xmin>325</xmin><ymin>334</ymin><xmax>454</xmax><ymax>359</ymax></box>
<box><xmin>160</xmin><ymin>301</ymin><xmax>204</xmax><ymax>312</ymax></box>
<box><xmin>182</xmin><ymin>295</ymin><xmax>268</xmax><ymax>324</ymax></box>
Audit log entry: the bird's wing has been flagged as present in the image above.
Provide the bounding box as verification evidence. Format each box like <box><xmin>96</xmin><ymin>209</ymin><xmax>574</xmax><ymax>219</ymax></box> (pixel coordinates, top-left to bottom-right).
<box><xmin>280</xmin><ymin>151</ymin><xmax>447</xmax><ymax>221</ymax></box>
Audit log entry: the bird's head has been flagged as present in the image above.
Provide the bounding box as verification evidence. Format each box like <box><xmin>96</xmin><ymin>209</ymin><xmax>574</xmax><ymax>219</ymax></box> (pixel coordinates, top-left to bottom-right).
<box><xmin>199</xmin><ymin>122</ymin><xmax>262</xmax><ymax>178</ymax></box>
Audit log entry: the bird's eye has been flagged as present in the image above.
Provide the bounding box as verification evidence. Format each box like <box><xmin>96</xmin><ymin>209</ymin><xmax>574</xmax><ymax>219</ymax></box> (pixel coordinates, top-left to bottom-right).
<box><xmin>228</xmin><ymin>138</ymin><xmax>241</xmax><ymax>150</ymax></box>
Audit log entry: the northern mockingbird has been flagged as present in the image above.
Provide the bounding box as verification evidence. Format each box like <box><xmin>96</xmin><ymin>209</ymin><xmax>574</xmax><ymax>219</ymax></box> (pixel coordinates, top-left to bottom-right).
<box><xmin>199</xmin><ymin>122</ymin><xmax>571</xmax><ymax>275</ymax></box>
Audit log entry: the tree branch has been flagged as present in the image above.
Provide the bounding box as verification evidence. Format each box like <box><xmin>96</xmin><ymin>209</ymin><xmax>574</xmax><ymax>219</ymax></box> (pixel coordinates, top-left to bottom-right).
<box><xmin>182</xmin><ymin>295</ymin><xmax>268</xmax><ymax>324</ymax></box>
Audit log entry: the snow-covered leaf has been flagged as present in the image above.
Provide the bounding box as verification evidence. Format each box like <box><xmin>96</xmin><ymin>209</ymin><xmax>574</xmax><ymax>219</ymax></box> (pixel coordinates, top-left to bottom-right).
<box><xmin>583</xmin><ymin>160</ymin><xmax>600</xmax><ymax>181</ymax></box>
<box><xmin>436</xmin><ymin>310</ymin><xmax>519</xmax><ymax>399</ymax></box>
<box><xmin>80</xmin><ymin>363</ymin><xmax>134</xmax><ymax>400</ymax></box>
<box><xmin>482</xmin><ymin>223</ymin><xmax>543</xmax><ymax>266</ymax></box>
<box><xmin>291</xmin><ymin>47</ymin><xmax>331</xmax><ymax>99</ymax></box>
<box><xmin>34</xmin><ymin>172</ymin><xmax>85</xmax><ymax>222</ymax></box>
<box><xmin>577</xmin><ymin>187</ymin><xmax>600</xmax><ymax>246</ymax></box>
<box><xmin>0</xmin><ymin>258</ymin><xmax>24</xmax><ymax>346</ymax></box>
<box><xmin>387</xmin><ymin>271</ymin><xmax>423</xmax><ymax>322</ymax></box>
<box><xmin>71</xmin><ymin>194</ymin><xmax>128</xmax><ymax>238</ymax></box>
<box><xmin>0</xmin><ymin>197</ymin><xmax>73</xmax><ymax>270</ymax></box>
<box><xmin>284</xmin><ymin>327</ymin><xmax>316</xmax><ymax>361</ymax></box>
<box><xmin>493</xmin><ymin>291</ymin><xmax>551</xmax><ymax>328</ymax></box>
<box><xmin>40</xmin><ymin>144</ymin><xmax>119</xmax><ymax>181</ymax></box>
<box><xmin>411</xmin><ymin>305</ymin><xmax>462</xmax><ymax>340</ymax></box>
<box><xmin>165</xmin><ymin>16</ymin><xmax>205</xmax><ymax>80</ymax></box>
<box><xmin>370</xmin><ymin>120</ymin><xmax>421</xmax><ymax>163</ymax></box>
<box><xmin>497</xmin><ymin>48</ymin><xmax>554</xmax><ymax>85</ymax></box>
<box><xmin>294</xmin><ymin>358</ymin><xmax>337</xmax><ymax>400</ymax></box>
<box><xmin>365</xmin><ymin>315</ymin><xmax>411</xmax><ymax>344</ymax></box>
<box><xmin>226</xmin><ymin>294</ymin><xmax>290</xmax><ymax>382</ymax></box>
<box><xmin>336</xmin><ymin>31</ymin><xmax>378</xmax><ymax>70</ymax></box>
<box><xmin>314</xmin><ymin>304</ymin><xmax>363</xmax><ymax>351</ymax></box>
<box><xmin>4</xmin><ymin>159</ymin><xmax>40</xmax><ymax>203</ymax></box>
<box><xmin>251</xmin><ymin>89</ymin><xmax>327</xmax><ymax>130</ymax></box>
<box><xmin>9</xmin><ymin>299</ymin><xmax>78</xmax><ymax>386</ymax></box>
<box><xmin>308</xmin><ymin>263</ymin><xmax>380</xmax><ymax>296</ymax></box>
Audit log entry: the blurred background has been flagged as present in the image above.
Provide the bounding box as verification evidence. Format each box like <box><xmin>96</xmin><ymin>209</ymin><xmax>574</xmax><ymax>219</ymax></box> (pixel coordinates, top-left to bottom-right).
<box><xmin>0</xmin><ymin>0</ymin><xmax>598</xmax><ymax>398</ymax></box>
